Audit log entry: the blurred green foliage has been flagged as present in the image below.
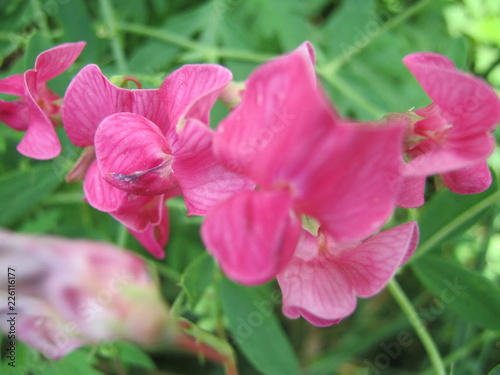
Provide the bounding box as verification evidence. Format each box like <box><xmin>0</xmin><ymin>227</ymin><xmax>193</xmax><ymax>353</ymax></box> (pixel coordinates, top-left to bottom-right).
<box><xmin>1</xmin><ymin>0</ymin><xmax>500</xmax><ymax>374</ymax></box>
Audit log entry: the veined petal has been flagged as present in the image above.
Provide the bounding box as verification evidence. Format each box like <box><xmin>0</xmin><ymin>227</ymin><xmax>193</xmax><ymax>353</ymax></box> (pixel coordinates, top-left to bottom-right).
<box><xmin>95</xmin><ymin>113</ymin><xmax>175</xmax><ymax>196</ymax></box>
<box><xmin>63</xmin><ymin>64</ymin><xmax>168</xmax><ymax>147</ymax></box>
<box><xmin>213</xmin><ymin>44</ymin><xmax>332</xmax><ymax>176</ymax></box>
<box><xmin>277</xmin><ymin>230</ymin><xmax>357</xmax><ymax>325</ymax></box>
<box><xmin>297</xmin><ymin>122</ymin><xmax>404</xmax><ymax>243</ymax></box>
<box><xmin>201</xmin><ymin>190</ymin><xmax>301</xmax><ymax>285</ymax></box>
<box><xmin>395</xmin><ymin>175</ymin><xmax>426</xmax><ymax>208</ymax></box>
<box><xmin>63</xmin><ymin>64</ymin><xmax>119</xmax><ymax>146</ymax></box>
<box><xmin>0</xmin><ymin>74</ymin><xmax>25</xmax><ymax>96</ymax></box>
<box><xmin>0</xmin><ymin>100</ymin><xmax>29</xmax><ymax>131</ymax></box>
<box><xmin>404</xmin><ymin>132</ymin><xmax>495</xmax><ymax>177</ymax></box>
<box><xmin>403</xmin><ymin>52</ymin><xmax>500</xmax><ymax>137</ymax></box>
<box><xmin>337</xmin><ymin>222</ymin><xmax>419</xmax><ymax>297</ymax></box>
<box><xmin>441</xmin><ymin>161</ymin><xmax>492</xmax><ymax>194</ymax></box>
<box><xmin>111</xmin><ymin>194</ymin><xmax>165</xmax><ymax>233</ymax></box>
<box><xmin>17</xmin><ymin>70</ymin><xmax>61</xmax><ymax>159</ymax></box>
<box><xmin>127</xmin><ymin>203</ymin><xmax>169</xmax><ymax>259</ymax></box>
<box><xmin>34</xmin><ymin>42</ymin><xmax>86</xmax><ymax>83</ymax></box>
<box><xmin>83</xmin><ymin>161</ymin><xmax>126</xmax><ymax>212</ymax></box>
<box><xmin>172</xmin><ymin>119</ymin><xmax>254</xmax><ymax>216</ymax></box>
<box><xmin>160</xmin><ymin>64</ymin><xmax>232</xmax><ymax>131</ymax></box>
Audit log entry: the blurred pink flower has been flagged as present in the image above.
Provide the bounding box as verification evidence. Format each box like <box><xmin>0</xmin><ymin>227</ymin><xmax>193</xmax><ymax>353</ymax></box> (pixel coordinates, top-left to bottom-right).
<box><xmin>277</xmin><ymin>222</ymin><xmax>419</xmax><ymax>326</ymax></box>
<box><xmin>0</xmin><ymin>229</ymin><xmax>171</xmax><ymax>359</ymax></box>
<box><xmin>398</xmin><ymin>53</ymin><xmax>500</xmax><ymax>207</ymax></box>
<box><xmin>0</xmin><ymin>42</ymin><xmax>85</xmax><ymax>159</ymax></box>
<box><xmin>202</xmin><ymin>43</ymin><xmax>405</xmax><ymax>285</ymax></box>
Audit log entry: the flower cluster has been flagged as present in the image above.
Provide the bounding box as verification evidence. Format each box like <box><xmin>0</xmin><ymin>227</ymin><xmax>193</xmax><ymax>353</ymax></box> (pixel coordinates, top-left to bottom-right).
<box><xmin>1</xmin><ymin>41</ymin><xmax>499</xmax><ymax>333</ymax></box>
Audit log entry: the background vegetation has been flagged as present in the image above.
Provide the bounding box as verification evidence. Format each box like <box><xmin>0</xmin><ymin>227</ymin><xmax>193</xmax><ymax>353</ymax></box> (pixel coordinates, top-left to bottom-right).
<box><xmin>1</xmin><ymin>0</ymin><xmax>500</xmax><ymax>374</ymax></box>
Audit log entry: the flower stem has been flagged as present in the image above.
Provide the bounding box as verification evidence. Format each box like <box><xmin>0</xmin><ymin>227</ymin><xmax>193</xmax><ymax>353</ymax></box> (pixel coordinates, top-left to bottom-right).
<box><xmin>100</xmin><ymin>0</ymin><xmax>128</xmax><ymax>74</ymax></box>
<box><xmin>117</xmin><ymin>22</ymin><xmax>273</xmax><ymax>63</ymax></box>
<box><xmin>30</xmin><ymin>0</ymin><xmax>52</xmax><ymax>41</ymax></box>
<box><xmin>387</xmin><ymin>279</ymin><xmax>447</xmax><ymax>375</ymax></box>
<box><xmin>319</xmin><ymin>0</ymin><xmax>434</xmax><ymax>75</ymax></box>
<box><xmin>409</xmin><ymin>189</ymin><xmax>500</xmax><ymax>263</ymax></box>
<box><xmin>316</xmin><ymin>69</ymin><xmax>385</xmax><ymax>118</ymax></box>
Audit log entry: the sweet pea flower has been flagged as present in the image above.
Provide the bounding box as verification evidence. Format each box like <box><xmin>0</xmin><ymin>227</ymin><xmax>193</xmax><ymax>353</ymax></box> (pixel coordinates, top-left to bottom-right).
<box><xmin>62</xmin><ymin>64</ymin><xmax>172</xmax><ymax>257</ymax></box>
<box><xmin>94</xmin><ymin>64</ymin><xmax>253</xmax><ymax>216</ymax></box>
<box><xmin>0</xmin><ymin>229</ymin><xmax>172</xmax><ymax>359</ymax></box>
<box><xmin>397</xmin><ymin>53</ymin><xmax>500</xmax><ymax>207</ymax></box>
<box><xmin>277</xmin><ymin>222</ymin><xmax>419</xmax><ymax>326</ymax></box>
<box><xmin>0</xmin><ymin>42</ymin><xmax>85</xmax><ymax>159</ymax></box>
<box><xmin>201</xmin><ymin>42</ymin><xmax>406</xmax><ymax>285</ymax></box>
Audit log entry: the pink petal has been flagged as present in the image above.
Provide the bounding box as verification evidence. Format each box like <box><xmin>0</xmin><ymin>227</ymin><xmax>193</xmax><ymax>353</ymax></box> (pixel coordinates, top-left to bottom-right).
<box><xmin>95</xmin><ymin>113</ymin><xmax>175</xmax><ymax>196</ymax></box>
<box><xmin>83</xmin><ymin>161</ymin><xmax>126</xmax><ymax>212</ymax></box>
<box><xmin>201</xmin><ymin>190</ymin><xmax>301</xmax><ymax>285</ymax></box>
<box><xmin>34</xmin><ymin>42</ymin><xmax>86</xmax><ymax>83</ymax></box>
<box><xmin>127</xmin><ymin>203</ymin><xmax>169</xmax><ymax>259</ymax></box>
<box><xmin>404</xmin><ymin>132</ymin><xmax>495</xmax><ymax>177</ymax></box>
<box><xmin>0</xmin><ymin>74</ymin><xmax>25</xmax><ymax>96</ymax></box>
<box><xmin>111</xmin><ymin>194</ymin><xmax>165</xmax><ymax>232</ymax></box>
<box><xmin>63</xmin><ymin>64</ymin><xmax>169</xmax><ymax>147</ymax></box>
<box><xmin>296</xmin><ymin>122</ymin><xmax>404</xmax><ymax>243</ymax></box>
<box><xmin>171</xmin><ymin>119</ymin><xmax>255</xmax><ymax>216</ymax></box>
<box><xmin>159</xmin><ymin>64</ymin><xmax>232</xmax><ymax>131</ymax></box>
<box><xmin>403</xmin><ymin>52</ymin><xmax>500</xmax><ymax>137</ymax></box>
<box><xmin>16</xmin><ymin>70</ymin><xmax>61</xmax><ymax>159</ymax></box>
<box><xmin>0</xmin><ymin>99</ymin><xmax>29</xmax><ymax>130</ymax></box>
<box><xmin>63</xmin><ymin>64</ymin><xmax>118</xmax><ymax>146</ymax></box>
<box><xmin>441</xmin><ymin>161</ymin><xmax>492</xmax><ymax>194</ymax></box>
<box><xmin>277</xmin><ymin>230</ymin><xmax>357</xmax><ymax>325</ymax></box>
<box><xmin>213</xmin><ymin>44</ymin><xmax>331</xmax><ymax>176</ymax></box>
<box><xmin>338</xmin><ymin>222</ymin><xmax>419</xmax><ymax>297</ymax></box>
<box><xmin>396</xmin><ymin>175</ymin><xmax>426</xmax><ymax>208</ymax></box>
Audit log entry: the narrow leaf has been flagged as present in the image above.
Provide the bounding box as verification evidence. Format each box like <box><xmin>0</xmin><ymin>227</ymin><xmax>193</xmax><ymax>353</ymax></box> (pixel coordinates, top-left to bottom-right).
<box><xmin>180</xmin><ymin>252</ymin><xmax>215</xmax><ymax>308</ymax></box>
<box><xmin>412</xmin><ymin>255</ymin><xmax>500</xmax><ymax>330</ymax></box>
<box><xmin>219</xmin><ymin>278</ymin><xmax>300</xmax><ymax>375</ymax></box>
<box><xmin>0</xmin><ymin>164</ymin><xmax>63</xmax><ymax>226</ymax></box>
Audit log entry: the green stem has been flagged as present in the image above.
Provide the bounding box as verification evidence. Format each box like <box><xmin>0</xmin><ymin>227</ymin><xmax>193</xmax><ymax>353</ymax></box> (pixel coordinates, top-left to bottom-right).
<box><xmin>117</xmin><ymin>22</ymin><xmax>273</xmax><ymax>63</ymax></box>
<box><xmin>417</xmin><ymin>331</ymin><xmax>499</xmax><ymax>375</ymax></box>
<box><xmin>387</xmin><ymin>279</ymin><xmax>446</xmax><ymax>375</ymax></box>
<box><xmin>319</xmin><ymin>0</ymin><xmax>434</xmax><ymax>75</ymax></box>
<box><xmin>317</xmin><ymin>69</ymin><xmax>385</xmax><ymax>118</ymax></box>
<box><xmin>100</xmin><ymin>0</ymin><xmax>128</xmax><ymax>74</ymax></box>
<box><xmin>30</xmin><ymin>0</ymin><xmax>52</xmax><ymax>41</ymax></box>
<box><xmin>116</xmin><ymin>224</ymin><xmax>128</xmax><ymax>248</ymax></box>
<box><xmin>409</xmin><ymin>189</ymin><xmax>500</xmax><ymax>263</ymax></box>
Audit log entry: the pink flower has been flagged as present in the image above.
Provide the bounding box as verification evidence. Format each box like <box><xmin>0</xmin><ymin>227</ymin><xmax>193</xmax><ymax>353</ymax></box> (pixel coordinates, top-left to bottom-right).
<box><xmin>0</xmin><ymin>229</ymin><xmax>171</xmax><ymax>359</ymax></box>
<box><xmin>277</xmin><ymin>222</ymin><xmax>419</xmax><ymax>326</ymax></box>
<box><xmin>0</xmin><ymin>42</ymin><xmax>85</xmax><ymax>159</ymax></box>
<box><xmin>201</xmin><ymin>43</ymin><xmax>405</xmax><ymax>285</ymax></box>
<box><xmin>62</xmin><ymin>64</ymin><xmax>172</xmax><ymax>257</ymax></box>
<box><xmin>93</xmin><ymin>64</ymin><xmax>253</xmax><ymax>216</ymax></box>
<box><xmin>397</xmin><ymin>53</ymin><xmax>500</xmax><ymax>207</ymax></box>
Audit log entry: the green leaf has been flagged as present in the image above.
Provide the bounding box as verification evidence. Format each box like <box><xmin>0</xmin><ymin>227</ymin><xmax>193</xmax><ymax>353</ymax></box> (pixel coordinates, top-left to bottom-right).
<box><xmin>0</xmin><ymin>163</ymin><xmax>63</xmax><ymax>227</ymax></box>
<box><xmin>487</xmin><ymin>364</ymin><xmax>500</xmax><ymax>375</ymax></box>
<box><xmin>112</xmin><ymin>341</ymin><xmax>156</xmax><ymax>370</ymax></box>
<box><xmin>180</xmin><ymin>252</ymin><xmax>215</xmax><ymax>309</ymax></box>
<box><xmin>321</xmin><ymin>0</ymin><xmax>378</xmax><ymax>58</ymax></box>
<box><xmin>40</xmin><ymin>349</ymin><xmax>104</xmax><ymax>375</ymax></box>
<box><xmin>413</xmin><ymin>170</ymin><xmax>499</xmax><ymax>260</ymax></box>
<box><xmin>412</xmin><ymin>255</ymin><xmax>500</xmax><ymax>330</ymax></box>
<box><xmin>219</xmin><ymin>278</ymin><xmax>300</xmax><ymax>375</ymax></box>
